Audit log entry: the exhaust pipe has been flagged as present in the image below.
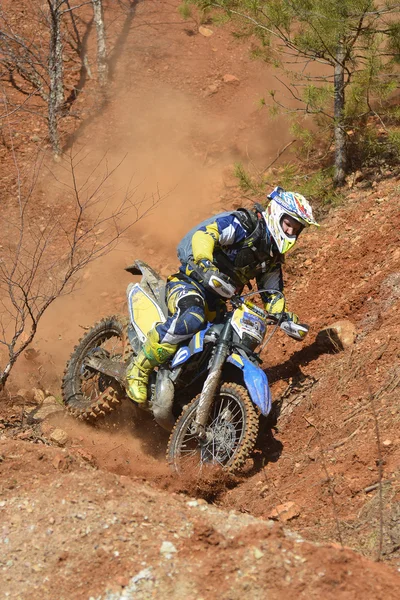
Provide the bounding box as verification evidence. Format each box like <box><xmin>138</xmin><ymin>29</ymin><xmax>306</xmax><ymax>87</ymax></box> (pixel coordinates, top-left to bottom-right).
<box><xmin>152</xmin><ymin>369</ymin><xmax>175</xmax><ymax>431</ymax></box>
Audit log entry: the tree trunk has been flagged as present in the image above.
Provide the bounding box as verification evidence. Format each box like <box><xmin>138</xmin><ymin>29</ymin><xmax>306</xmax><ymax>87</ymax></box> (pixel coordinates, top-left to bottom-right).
<box><xmin>92</xmin><ymin>0</ymin><xmax>108</xmax><ymax>86</ymax></box>
<box><xmin>48</xmin><ymin>0</ymin><xmax>64</xmax><ymax>155</ymax></box>
<box><xmin>333</xmin><ymin>41</ymin><xmax>346</xmax><ymax>188</ymax></box>
<box><xmin>0</xmin><ymin>363</ymin><xmax>12</xmax><ymax>392</ymax></box>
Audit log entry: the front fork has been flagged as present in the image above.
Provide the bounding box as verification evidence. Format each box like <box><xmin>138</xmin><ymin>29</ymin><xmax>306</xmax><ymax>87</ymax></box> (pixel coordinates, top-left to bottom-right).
<box><xmin>192</xmin><ymin>319</ymin><xmax>231</xmax><ymax>439</ymax></box>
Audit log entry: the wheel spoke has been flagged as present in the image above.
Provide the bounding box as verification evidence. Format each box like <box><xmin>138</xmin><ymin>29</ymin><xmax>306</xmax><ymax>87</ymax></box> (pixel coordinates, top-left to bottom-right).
<box><xmin>78</xmin><ymin>332</ymin><xmax>124</xmax><ymax>405</ymax></box>
<box><xmin>168</xmin><ymin>384</ymin><xmax>259</xmax><ymax>474</ymax></box>
<box><xmin>176</xmin><ymin>394</ymin><xmax>245</xmax><ymax>468</ymax></box>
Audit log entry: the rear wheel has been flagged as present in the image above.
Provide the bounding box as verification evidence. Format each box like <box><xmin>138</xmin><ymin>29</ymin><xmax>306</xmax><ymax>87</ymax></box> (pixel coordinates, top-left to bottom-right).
<box><xmin>166</xmin><ymin>383</ymin><xmax>258</xmax><ymax>474</ymax></box>
<box><xmin>62</xmin><ymin>316</ymin><xmax>132</xmax><ymax>420</ymax></box>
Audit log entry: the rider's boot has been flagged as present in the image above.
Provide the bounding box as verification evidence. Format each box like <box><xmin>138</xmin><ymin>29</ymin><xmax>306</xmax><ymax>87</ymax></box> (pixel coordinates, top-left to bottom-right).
<box><xmin>126</xmin><ymin>329</ymin><xmax>177</xmax><ymax>406</ymax></box>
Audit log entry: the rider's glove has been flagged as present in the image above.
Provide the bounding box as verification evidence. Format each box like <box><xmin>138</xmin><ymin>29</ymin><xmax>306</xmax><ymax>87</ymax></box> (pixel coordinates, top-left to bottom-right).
<box><xmin>195</xmin><ymin>258</ymin><xmax>236</xmax><ymax>299</ymax></box>
<box><xmin>265</xmin><ymin>292</ymin><xmax>285</xmax><ymax>315</ymax></box>
<box><xmin>196</xmin><ymin>258</ymin><xmax>219</xmax><ymax>274</ymax></box>
<box><xmin>265</xmin><ymin>293</ymin><xmax>299</xmax><ymax>324</ymax></box>
<box><xmin>282</xmin><ymin>311</ymin><xmax>299</xmax><ymax>324</ymax></box>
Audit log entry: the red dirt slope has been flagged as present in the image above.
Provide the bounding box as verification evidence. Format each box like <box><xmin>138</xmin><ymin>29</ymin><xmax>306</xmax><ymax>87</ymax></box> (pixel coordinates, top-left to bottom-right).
<box><xmin>1</xmin><ymin>439</ymin><xmax>400</xmax><ymax>600</ymax></box>
<box><xmin>0</xmin><ymin>0</ymin><xmax>400</xmax><ymax>597</ymax></box>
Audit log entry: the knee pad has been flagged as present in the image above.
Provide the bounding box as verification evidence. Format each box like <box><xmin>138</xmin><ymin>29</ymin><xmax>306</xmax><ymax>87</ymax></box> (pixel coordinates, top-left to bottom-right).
<box><xmin>177</xmin><ymin>294</ymin><xmax>204</xmax><ymax>311</ymax></box>
<box><xmin>175</xmin><ymin>305</ymin><xmax>206</xmax><ymax>337</ymax></box>
<box><xmin>166</xmin><ymin>281</ymin><xmax>204</xmax><ymax>315</ymax></box>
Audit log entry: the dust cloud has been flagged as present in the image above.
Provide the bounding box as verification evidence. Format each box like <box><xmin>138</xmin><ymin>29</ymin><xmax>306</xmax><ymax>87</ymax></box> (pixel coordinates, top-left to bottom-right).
<box><xmin>15</xmin><ymin>91</ymin><xmax>292</xmax><ymax>389</ymax></box>
<box><xmin>6</xmin><ymin>0</ymin><xmax>295</xmax><ymax>413</ymax></box>
<box><xmin>49</xmin><ymin>401</ymin><xmax>239</xmax><ymax>500</ymax></box>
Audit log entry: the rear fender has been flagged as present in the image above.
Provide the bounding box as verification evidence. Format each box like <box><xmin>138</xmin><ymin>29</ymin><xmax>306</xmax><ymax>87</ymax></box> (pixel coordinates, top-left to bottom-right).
<box><xmin>127</xmin><ymin>283</ymin><xmax>166</xmax><ymax>343</ymax></box>
<box><xmin>226</xmin><ymin>353</ymin><xmax>272</xmax><ymax>416</ymax></box>
<box><xmin>125</xmin><ymin>260</ymin><xmax>167</xmax><ymax>312</ymax></box>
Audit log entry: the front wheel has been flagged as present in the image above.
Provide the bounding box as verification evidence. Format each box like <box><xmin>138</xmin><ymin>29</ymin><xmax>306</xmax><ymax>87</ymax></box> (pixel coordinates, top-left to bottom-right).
<box><xmin>62</xmin><ymin>315</ymin><xmax>131</xmax><ymax>420</ymax></box>
<box><xmin>166</xmin><ymin>383</ymin><xmax>259</xmax><ymax>474</ymax></box>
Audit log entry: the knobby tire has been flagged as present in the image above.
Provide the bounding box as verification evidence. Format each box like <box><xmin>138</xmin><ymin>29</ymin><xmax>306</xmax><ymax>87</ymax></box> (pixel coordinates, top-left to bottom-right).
<box><xmin>62</xmin><ymin>315</ymin><xmax>131</xmax><ymax>421</ymax></box>
<box><xmin>166</xmin><ymin>382</ymin><xmax>259</xmax><ymax>474</ymax></box>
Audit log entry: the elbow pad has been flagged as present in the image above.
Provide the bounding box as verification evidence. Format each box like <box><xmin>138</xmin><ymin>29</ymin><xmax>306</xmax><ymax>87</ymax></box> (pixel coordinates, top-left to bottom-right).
<box><xmin>192</xmin><ymin>229</ymin><xmax>217</xmax><ymax>263</ymax></box>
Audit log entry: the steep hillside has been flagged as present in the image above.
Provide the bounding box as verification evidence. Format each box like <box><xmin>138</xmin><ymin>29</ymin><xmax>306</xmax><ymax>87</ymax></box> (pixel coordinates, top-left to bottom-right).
<box><xmin>1</xmin><ymin>439</ymin><xmax>400</xmax><ymax>600</ymax></box>
<box><xmin>0</xmin><ymin>1</ymin><xmax>399</xmax><ymax>597</ymax></box>
<box><xmin>219</xmin><ymin>174</ymin><xmax>400</xmax><ymax>563</ymax></box>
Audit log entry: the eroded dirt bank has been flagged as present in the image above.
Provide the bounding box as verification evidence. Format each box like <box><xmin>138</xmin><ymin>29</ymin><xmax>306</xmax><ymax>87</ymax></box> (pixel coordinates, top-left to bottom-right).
<box><xmin>1</xmin><ymin>440</ymin><xmax>400</xmax><ymax>600</ymax></box>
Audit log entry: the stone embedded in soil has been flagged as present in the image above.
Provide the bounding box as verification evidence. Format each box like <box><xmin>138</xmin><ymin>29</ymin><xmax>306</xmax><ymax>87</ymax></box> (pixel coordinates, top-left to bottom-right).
<box><xmin>187</xmin><ymin>500</ymin><xmax>199</xmax><ymax>507</ymax></box>
<box><xmin>268</xmin><ymin>501</ymin><xmax>301</xmax><ymax>522</ymax></box>
<box><xmin>316</xmin><ymin>319</ymin><xmax>357</xmax><ymax>351</ymax></box>
<box><xmin>52</xmin><ymin>453</ymin><xmax>69</xmax><ymax>470</ymax></box>
<box><xmin>32</xmin><ymin>388</ymin><xmax>46</xmax><ymax>404</ymax></box>
<box><xmin>71</xmin><ymin>448</ymin><xmax>96</xmax><ymax>464</ymax></box>
<box><xmin>49</xmin><ymin>428</ymin><xmax>69</xmax><ymax>446</ymax></box>
<box><xmin>198</xmin><ymin>26</ymin><xmax>213</xmax><ymax>37</ymax></box>
<box><xmin>27</xmin><ymin>404</ymin><xmax>64</xmax><ymax>423</ymax></box>
<box><xmin>42</xmin><ymin>396</ymin><xmax>59</xmax><ymax>406</ymax></box>
<box><xmin>204</xmin><ymin>82</ymin><xmax>220</xmax><ymax>96</ymax></box>
<box><xmin>222</xmin><ymin>73</ymin><xmax>240</xmax><ymax>84</ymax></box>
<box><xmin>160</xmin><ymin>541</ymin><xmax>177</xmax><ymax>558</ymax></box>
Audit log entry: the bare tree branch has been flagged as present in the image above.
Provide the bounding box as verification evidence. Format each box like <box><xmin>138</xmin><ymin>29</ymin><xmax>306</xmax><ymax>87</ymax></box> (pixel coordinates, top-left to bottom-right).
<box><xmin>0</xmin><ymin>113</ymin><xmax>164</xmax><ymax>389</ymax></box>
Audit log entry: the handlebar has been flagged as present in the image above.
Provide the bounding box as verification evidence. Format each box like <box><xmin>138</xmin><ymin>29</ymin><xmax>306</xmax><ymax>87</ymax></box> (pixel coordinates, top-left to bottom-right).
<box><xmin>232</xmin><ymin>288</ymin><xmax>309</xmax><ymax>345</ymax></box>
<box><xmin>230</xmin><ymin>288</ymin><xmax>286</xmax><ymax>324</ymax></box>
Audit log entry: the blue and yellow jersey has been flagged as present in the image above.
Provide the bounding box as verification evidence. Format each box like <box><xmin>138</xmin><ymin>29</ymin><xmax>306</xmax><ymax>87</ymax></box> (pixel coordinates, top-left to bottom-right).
<box><xmin>193</xmin><ymin>213</ymin><xmax>248</xmax><ymax>263</ymax></box>
<box><xmin>177</xmin><ymin>210</ymin><xmax>284</xmax><ymax>297</ymax></box>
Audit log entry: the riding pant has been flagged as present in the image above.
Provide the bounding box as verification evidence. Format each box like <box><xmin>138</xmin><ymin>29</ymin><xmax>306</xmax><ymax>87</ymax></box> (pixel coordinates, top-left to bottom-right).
<box><xmin>155</xmin><ymin>276</ymin><xmax>222</xmax><ymax>346</ymax></box>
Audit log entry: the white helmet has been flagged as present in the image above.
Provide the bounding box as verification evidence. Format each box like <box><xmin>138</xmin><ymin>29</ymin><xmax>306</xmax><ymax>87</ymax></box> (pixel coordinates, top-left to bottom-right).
<box><xmin>263</xmin><ymin>186</ymin><xmax>319</xmax><ymax>254</ymax></box>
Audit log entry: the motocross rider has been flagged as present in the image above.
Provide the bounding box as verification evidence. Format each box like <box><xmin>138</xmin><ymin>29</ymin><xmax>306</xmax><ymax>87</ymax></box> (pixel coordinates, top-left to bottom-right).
<box><xmin>126</xmin><ymin>186</ymin><xmax>319</xmax><ymax>405</ymax></box>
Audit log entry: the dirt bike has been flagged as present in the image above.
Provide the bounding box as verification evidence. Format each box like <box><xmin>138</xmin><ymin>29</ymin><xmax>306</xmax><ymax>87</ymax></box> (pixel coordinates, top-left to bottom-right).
<box><xmin>62</xmin><ymin>260</ymin><xmax>308</xmax><ymax>472</ymax></box>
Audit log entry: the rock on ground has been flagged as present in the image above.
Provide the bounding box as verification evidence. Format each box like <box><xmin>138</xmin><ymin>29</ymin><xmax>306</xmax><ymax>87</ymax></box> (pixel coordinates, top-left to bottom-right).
<box><xmin>316</xmin><ymin>319</ymin><xmax>357</xmax><ymax>350</ymax></box>
<box><xmin>268</xmin><ymin>501</ymin><xmax>301</xmax><ymax>522</ymax></box>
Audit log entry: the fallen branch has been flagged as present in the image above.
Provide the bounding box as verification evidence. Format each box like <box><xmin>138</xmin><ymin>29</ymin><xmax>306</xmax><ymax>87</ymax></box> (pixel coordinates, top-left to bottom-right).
<box><xmin>364</xmin><ymin>481</ymin><xmax>390</xmax><ymax>494</ymax></box>
<box><xmin>331</xmin><ymin>426</ymin><xmax>362</xmax><ymax>449</ymax></box>
<box><xmin>365</xmin><ymin>374</ymin><xmax>384</xmax><ymax>562</ymax></box>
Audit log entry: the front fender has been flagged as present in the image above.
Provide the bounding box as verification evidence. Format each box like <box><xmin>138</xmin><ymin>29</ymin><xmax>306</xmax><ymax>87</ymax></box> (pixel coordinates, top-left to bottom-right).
<box><xmin>227</xmin><ymin>353</ymin><xmax>272</xmax><ymax>416</ymax></box>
